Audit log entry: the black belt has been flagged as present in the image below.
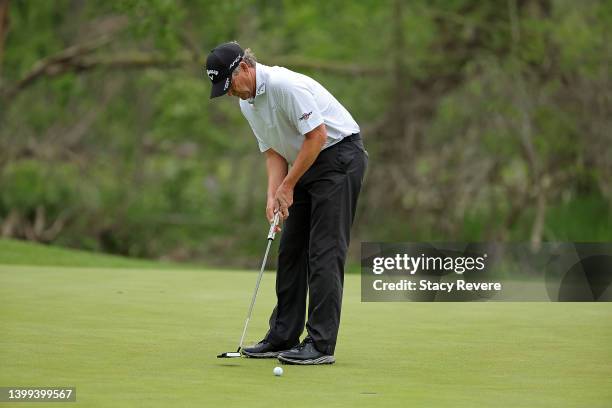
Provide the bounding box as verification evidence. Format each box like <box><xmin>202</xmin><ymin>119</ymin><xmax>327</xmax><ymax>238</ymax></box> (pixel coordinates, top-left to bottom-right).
<box><xmin>339</xmin><ymin>133</ymin><xmax>361</xmax><ymax>144</ymax></box>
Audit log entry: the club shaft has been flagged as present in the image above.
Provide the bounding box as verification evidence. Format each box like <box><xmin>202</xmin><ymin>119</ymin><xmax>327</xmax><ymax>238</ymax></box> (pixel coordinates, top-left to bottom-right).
<box><xmin>238</xmin><ymin>238</ymin><xmax>273</xmax><ymax>350</ymax></box>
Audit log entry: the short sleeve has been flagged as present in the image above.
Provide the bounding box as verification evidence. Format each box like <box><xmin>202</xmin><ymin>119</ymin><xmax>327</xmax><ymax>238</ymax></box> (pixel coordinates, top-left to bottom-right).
<box><xmin>280</xmin><ymin>84</ymin><xmax>324</xmax><ymax>135</ymax></box>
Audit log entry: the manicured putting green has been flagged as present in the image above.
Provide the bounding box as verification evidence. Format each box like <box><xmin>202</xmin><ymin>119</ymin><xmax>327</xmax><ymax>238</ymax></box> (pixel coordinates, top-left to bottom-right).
<box><xmin>1</xmin><ymin>265</ymin><xmax>611</xmax><ymax>407</ymax></box>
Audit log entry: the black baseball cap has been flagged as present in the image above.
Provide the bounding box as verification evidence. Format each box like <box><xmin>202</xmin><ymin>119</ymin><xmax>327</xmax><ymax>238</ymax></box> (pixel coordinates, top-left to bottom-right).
<box><xmin>205</xmin><ymin>42</ymin><xmax>244</xmax><ymax>99</ymax></box>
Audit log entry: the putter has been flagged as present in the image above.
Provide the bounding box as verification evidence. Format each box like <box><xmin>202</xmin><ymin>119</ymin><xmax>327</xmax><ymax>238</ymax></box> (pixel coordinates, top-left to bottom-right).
<box><xmin>217</xmin><ymin>211</ymin><xmax>281</xmax><ymax>358</ymax></box>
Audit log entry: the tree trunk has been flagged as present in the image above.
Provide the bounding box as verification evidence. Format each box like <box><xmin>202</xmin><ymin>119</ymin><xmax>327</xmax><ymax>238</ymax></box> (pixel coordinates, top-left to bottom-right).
<box><xmin>530</xmin><ymin>183</ymin><xmax>547</xmax><ymax>252</ymax></box>
<box><xmin>391</xmin><ymin>0</ymin><xmax>407</xmax><ymax>145</ymax></box>
<box><xmin>0</xmin><ymin>0</ymin><xmax>9</xmax><ymax>77</ymax></box>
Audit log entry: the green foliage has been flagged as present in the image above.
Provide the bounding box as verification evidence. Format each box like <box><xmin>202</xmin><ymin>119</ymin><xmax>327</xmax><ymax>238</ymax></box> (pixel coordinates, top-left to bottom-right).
<box><xmin>111</xmin><ymin>0</ymin><xmax>186</xmax><ymax>54</ymax></box>
<box><xmin>1</xmin><ymin>0</ymin><xmax>610</xmax><ymax>265</ymax></box>
<box><xmin>543</xmin><ymin>195</ymin><xmax>612</xmax><ymax>241</ymax></box>
<box><xmin>0</xmin><ymin>160</ymin><xmax>79</xmax><ymax>217</ymax></box>
<box><xmin>4</xmin><ymin>0</ymin><xmax>72</xmax><ymax>80</ymax></box>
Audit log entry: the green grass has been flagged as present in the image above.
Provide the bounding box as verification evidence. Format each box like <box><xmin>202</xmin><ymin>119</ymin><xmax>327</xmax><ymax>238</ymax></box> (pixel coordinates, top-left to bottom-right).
<box><xmin>1</xmin><ymin>243</ymin><xmax>611</xmax><ymax>406</ymax></box>
<box><xmin>0</xmin><ymin>239</ymin><xmax>186</xmax><ymax>269</ymax></box>
<box><xmin>1</xmin><ymin>261</ymin><xmax>611</xmax><ymax>407</ymax></box>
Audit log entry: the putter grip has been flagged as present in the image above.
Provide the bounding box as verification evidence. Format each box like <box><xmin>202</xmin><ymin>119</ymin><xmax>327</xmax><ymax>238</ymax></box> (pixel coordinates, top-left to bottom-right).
<box><xmin>267</xmin><ymin>212</ymin><xmax>280</xmax><ymax>240</ymax></box>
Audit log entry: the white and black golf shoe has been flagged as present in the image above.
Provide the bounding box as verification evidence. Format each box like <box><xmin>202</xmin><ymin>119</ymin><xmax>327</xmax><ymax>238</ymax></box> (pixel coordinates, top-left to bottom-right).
<box><xmin>241</xmin><ymin>340</ymin><xmax>297</xmax><ymax>358</ymax></box>
<box><xmin>277</xmin><ymin>337</ymin><xmax>335</xmax><ymax>365</ymax></box>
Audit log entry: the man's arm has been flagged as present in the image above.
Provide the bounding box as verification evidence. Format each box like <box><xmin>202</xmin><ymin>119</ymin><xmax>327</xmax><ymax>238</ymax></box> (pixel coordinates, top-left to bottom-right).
<box><xmin>274</xmin><ymin>123</ymin><xmax>327</xmax><ymax>219</ymax></box>
<box><xmin>265</xmin><ymin>149</ymin><xmax>288</xmax><ymax>222</ymax></box>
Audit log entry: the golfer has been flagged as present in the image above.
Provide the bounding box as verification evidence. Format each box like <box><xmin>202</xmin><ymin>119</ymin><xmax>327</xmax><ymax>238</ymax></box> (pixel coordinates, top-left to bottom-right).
<box><xmin>206</xmin><ymin>42</ymin><xmax>367</xmax><ymax>365</ymax></box>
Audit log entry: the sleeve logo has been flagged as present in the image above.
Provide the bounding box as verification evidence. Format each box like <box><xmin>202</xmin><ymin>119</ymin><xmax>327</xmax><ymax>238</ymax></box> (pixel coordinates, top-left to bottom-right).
<box><xmin>298</xmin><ymin>111</ymin><xmax>313</xmax><ymax>121</ymax></box>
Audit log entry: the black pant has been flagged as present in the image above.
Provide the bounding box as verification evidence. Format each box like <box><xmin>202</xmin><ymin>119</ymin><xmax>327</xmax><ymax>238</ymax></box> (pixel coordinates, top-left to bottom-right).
<box><xmin>264</xmin><ymin>133</ymin><xmax>367</xmax><ymax>355</ymax></box>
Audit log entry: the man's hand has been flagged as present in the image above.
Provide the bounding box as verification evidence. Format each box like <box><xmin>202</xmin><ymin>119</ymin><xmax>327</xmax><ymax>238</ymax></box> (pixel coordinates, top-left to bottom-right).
<box><xmin>266</xmin><ymin>197</ymin><xmax>282</xmax><ymax>233</ymax></box>
<box><xmin>274</xmin><ymin>182</ymin><xmax>294</xmax><ymax>220</ymax></box>
<box><xmin>265</xmin><ymin>149</ymin><xmax>289</xmax><ymax>232</ymax></box>
<box><xmin>263</xmin><ymin>123</ymin><xmax>326</xmax><ymax>227</ymax></box>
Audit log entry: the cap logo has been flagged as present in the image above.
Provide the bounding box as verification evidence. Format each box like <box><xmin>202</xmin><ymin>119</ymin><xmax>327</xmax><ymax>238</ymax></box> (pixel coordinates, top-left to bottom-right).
<box><xmin>206</xmin><ymin>69</ymin><xmax>219</xmax><ymax>81</ymax></box>
<box><xmin>223</xmin><ymin>77</ymin><xmax>230</xmax><ymax>91</ymax></box>
<box><xmin>229</xmin><ymin>54</ymin><xmax>243</xmax><ymax>70</ymax></box>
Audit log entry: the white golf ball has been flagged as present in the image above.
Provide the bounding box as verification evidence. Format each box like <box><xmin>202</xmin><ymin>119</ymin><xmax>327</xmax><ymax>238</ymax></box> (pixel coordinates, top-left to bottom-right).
<box><xmin>273</xmin><ymin>366</ymin><xmax>283</xmax><ymax>376</ymax></box>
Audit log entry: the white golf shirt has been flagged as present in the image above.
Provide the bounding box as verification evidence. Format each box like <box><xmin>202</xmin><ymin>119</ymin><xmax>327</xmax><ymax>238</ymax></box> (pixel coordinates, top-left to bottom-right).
<box><xmin>239</xmin><ymin>63</ymin><xmax>360</xmax><ymax>164</ymax></box>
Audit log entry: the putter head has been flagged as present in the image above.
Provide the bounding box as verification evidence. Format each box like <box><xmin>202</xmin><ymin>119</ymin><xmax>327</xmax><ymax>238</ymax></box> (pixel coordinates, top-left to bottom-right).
<box><xmin>217</xmin><ymin>351</ymin><xmax>242</xmax><ymax>358</ymax></box>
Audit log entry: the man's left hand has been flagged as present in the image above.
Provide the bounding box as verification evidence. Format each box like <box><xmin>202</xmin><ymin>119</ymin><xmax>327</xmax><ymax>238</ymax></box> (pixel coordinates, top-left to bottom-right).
<box><xmin>274</xmin><ymin>182</ymin><xmax>294</xmax><ymax>220</ymax></box>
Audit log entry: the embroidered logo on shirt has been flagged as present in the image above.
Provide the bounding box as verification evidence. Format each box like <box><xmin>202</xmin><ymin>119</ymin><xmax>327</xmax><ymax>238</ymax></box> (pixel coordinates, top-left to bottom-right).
<box><xmin>256</xmin><ymin>83</ymin><xmax>265</xmax><ymax>96</ymax></box>
<box><xmin>298</xmin><ymin>111</ymin><xmax>313</xmax><ymax>121</ymax></box>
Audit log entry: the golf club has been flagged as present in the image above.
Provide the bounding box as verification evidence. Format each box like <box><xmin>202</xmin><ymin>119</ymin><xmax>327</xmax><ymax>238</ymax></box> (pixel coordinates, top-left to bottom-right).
<box><xmin>217</xmin><ymin>211</ymin><xmax>281</xmax><ymax>358</ymax></box>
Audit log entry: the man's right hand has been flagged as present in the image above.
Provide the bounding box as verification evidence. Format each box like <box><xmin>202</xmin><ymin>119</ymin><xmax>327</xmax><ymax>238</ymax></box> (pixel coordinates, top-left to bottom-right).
<box><xmin>266</xmin><ymin>198</ymin><xmax>282</xmax><ymax>233</ymax></box>
<box><xmin>265</xmin><ymin>149</ymin><xmax>289</xmax><ymax>234</ymax></box>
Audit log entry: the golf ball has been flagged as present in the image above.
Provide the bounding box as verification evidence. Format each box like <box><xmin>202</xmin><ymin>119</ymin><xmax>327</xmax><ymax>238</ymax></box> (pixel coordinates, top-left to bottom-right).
<box><xmin>273</xmin><ymin>366</ymin><xmax>283</xmax><ymax>376</ymax></box>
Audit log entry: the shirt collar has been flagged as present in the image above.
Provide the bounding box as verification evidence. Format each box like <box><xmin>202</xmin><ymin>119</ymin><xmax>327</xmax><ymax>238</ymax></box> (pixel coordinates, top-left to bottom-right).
<box><xmin>248</xmin><ymin>63</ymin><xmax>267</xmax><ymax>104</ymax></box>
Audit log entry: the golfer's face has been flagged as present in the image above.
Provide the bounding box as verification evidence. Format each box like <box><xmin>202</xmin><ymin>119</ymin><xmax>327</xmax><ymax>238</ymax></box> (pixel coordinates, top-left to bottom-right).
<box><xmin>227</xmin><ymin>66</ymin><xmax>252</xmax><ymax>100</ymax></box>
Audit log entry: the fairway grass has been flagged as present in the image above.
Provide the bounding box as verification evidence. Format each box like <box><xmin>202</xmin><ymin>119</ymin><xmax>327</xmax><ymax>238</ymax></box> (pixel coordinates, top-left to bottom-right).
<box><xmin>0</xmin><ymin>239</ymin><xmax>183</xmax><ymax>269</ymax></box>
<box><xmin>1</xmin><ymin>264</ymin><xmax>611</xmax><ymax>407</ymax></box>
